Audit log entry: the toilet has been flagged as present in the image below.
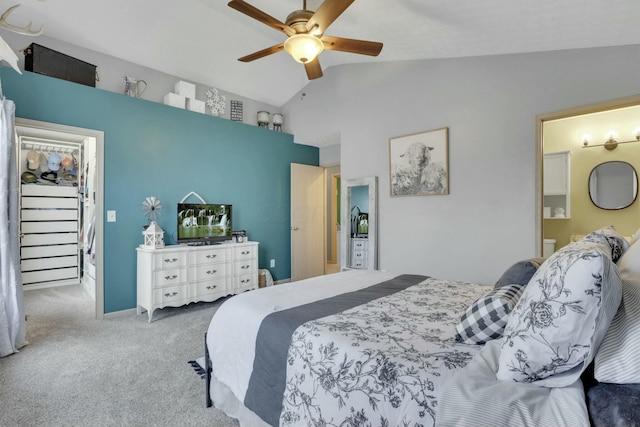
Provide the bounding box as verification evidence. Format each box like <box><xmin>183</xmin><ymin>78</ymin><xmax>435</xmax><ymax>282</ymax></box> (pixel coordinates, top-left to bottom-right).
<box><xmin>543</xmin><ymin>239</ymin><xmax>556</xmax><ymax>258</ymax></box>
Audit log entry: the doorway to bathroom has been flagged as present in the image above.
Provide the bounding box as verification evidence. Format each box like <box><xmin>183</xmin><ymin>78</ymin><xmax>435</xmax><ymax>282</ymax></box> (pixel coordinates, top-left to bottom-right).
<box><xmin>537</xmin><ymin>94</ymin><xmax>640</xmax><ymax>256</ymax></box>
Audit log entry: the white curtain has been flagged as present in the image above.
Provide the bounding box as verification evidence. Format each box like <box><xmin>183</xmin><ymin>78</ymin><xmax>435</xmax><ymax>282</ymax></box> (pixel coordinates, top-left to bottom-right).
<box><xmin>0</xmin><ymin>95</ymin><xmax>27</xmax><ymax>357</ymax></box>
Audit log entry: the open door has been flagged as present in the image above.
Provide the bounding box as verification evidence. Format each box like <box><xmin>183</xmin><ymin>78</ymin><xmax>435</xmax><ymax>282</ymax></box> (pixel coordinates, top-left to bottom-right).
<box><xmin>16</xmin><ymin>119</ymin><xmax>104</xmax><ymax>319</ymax></box>
<box><xmin>291</xmin><ymin>163</ymin><xmax>325</xmax><ymax>281</ymax></box>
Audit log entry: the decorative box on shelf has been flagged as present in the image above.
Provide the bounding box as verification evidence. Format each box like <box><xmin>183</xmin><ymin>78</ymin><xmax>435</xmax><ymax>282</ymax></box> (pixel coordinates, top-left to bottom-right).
<box><xmin>164</xmin><ymin>92</ymin><xmax>185</xmax><ymax>109</ymax></box>
<box><xmin>186</xmin><ymin>98</ymin><xmax>205</xmax><ymax>113</ymax></box>
<box><xmin>175</xmin><ymin>80</ymin><xmax>196</xmax><ymax>99</ymax></box>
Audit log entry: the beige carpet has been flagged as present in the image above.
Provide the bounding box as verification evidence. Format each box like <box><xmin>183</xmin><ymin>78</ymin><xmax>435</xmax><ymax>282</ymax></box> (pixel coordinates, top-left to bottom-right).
<box><xmin>0</xmin><ymin>284</ymin><xmax>240</xmax><ymax>427</ymax></box>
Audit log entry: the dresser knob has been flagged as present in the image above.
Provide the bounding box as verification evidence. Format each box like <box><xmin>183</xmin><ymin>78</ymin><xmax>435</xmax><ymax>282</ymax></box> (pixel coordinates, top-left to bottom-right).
<box><xmin>241</xmin><ymin>265</ymin><xmax>250</xmax><ymax>269</ymax></box>
<box><xmin>164</xmin><ymin>258</ymin><xmax>178</xmax><ymax>263</ymax></box>
<box><xmin>164</xmin><ymin>274</ymin><xmax>178</xmax><ymax>280</ymax></box>
<box><xmin>206</xmin><ymin>254</ymin><xmax>217</xmax><ymax>259</ymax></box>
<box><xmin>206</xmin><ymin>285</ymin><xmax>217</xmax><ymax>290</ymax></box>
<box><xmin>206</xmin><ymin>270</ymin><xmax>217</xmax><ymax>275</ymax></box>
<box><xmin>241</xmin><ymin>250</ymin><xmax>250</xmax><ymax>255</ymax></box>
<box><xmin>164</xmin><ymin>292</ymin><xmax>178</xmax><ymax>297</ymax></box>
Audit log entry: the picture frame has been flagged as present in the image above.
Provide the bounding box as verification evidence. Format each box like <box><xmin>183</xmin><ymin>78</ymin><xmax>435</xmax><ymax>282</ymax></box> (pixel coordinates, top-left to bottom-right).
<box><xmin>389</xmin><ymin>127</ymin><xmax>449</xmax><ymax>196</ymax></box>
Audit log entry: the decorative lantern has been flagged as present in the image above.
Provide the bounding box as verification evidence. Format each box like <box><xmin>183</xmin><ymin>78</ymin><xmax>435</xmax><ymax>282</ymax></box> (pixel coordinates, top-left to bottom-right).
<box><xmin>142</xmin><ymin>221</ymin><xmax>165</xmax><ymax>249</ymax></box>
<box><xmin>272</xmin><ymin>113</ymin><xmax>284</xmax><ymax>131</ymax></box>
<box><xmin>257</xmin><ymin>111</ymin><xmax>270</xmax><ymax>128</ymax></box>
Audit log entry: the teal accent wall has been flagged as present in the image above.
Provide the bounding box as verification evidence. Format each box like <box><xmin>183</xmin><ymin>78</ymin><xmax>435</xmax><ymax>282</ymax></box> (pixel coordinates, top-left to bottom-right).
<box><xmin>2</xmin><ymin>69</ymin><xmax>318</xmax><ymax>313</ymax></box>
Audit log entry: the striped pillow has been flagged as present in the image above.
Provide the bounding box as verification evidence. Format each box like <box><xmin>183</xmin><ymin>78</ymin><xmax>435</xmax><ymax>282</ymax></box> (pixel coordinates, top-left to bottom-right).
<box><xmin>595</xmin><ymin>236</ymin><xmax>640</xmax><ymax>383</ymax></box>
<box><xmin>455</xmin><ymin>284</ymin><xmax>525</xmax><ymax>345</ymax></box>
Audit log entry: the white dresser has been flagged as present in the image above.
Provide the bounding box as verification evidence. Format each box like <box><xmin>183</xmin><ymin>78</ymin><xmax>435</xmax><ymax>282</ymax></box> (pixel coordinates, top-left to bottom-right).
<box><xmin>136</xmin><ymin>241</ymin><xmax>259</xmax><ymax>321</ymax></box>
<box><xmin>350</xmin><ymin>238</ymin><xmax>369</xmax><ymax>269</ymax></box>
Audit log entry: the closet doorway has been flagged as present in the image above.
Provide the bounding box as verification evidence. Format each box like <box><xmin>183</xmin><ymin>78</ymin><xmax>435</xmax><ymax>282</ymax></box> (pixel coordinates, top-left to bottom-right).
<box><xmin>16</xmin><ymin>119</ymin><xmax>104</xmax><ymax>319</ymax></box>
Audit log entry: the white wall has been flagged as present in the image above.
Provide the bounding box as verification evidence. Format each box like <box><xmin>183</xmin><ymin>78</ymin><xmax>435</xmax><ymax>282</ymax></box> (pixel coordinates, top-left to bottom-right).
<box><xmin>282</xmin><ymin>44</ymin><xmax>640</xmax><ymax>284</ymax></box>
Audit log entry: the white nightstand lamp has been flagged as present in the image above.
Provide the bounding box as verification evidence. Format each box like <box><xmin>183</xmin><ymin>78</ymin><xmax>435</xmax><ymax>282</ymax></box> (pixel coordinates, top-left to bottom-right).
<box><xmin>143</xmin><ymin>221</ymin><xmax>165</xmax><ymax>248</ymax></box>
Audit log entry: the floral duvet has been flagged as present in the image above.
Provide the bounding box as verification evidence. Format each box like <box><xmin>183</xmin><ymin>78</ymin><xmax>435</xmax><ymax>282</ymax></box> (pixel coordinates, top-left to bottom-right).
<box><xmin>207</xmin><ymin>270</ymin><xmax>490</xmax><ymax>427</ymax></box>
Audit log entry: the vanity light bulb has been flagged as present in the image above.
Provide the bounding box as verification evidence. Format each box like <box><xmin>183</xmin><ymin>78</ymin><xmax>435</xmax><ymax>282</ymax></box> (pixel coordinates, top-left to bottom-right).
<box><xmin>606</xmin><ymin>130</ymin><xmax>617</xmax><ymax>141</ymax></box>
<box><xmin>634</xmin><ymin>127</ymin><xmax>640</xmax><ymax>140</ymax></box>
<box><xmin>581</xmin><ymin>133</ymin><xmax>591</xmax><ymax>146</ymax></box>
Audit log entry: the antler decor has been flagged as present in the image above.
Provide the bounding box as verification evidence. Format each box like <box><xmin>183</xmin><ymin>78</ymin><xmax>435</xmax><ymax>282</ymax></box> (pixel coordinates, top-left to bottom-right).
<box><xmin>0</xmin><ymin>4</ymin><xmax>43</xmax><ymax>36</ymax></box>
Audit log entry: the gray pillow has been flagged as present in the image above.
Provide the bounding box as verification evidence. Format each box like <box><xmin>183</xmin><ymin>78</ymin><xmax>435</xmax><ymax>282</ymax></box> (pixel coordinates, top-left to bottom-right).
<box><xmin>494</xmin><ymin>257</ymin><xmax>545</xmax><ymax>289</ymax></box>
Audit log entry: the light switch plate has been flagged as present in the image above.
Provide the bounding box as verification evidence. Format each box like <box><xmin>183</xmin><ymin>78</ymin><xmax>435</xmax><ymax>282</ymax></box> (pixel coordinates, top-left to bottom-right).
<box><xmin>107</xmin><ymin>210</ymin><xmax>116</xmax><ymax>222</ymax></box>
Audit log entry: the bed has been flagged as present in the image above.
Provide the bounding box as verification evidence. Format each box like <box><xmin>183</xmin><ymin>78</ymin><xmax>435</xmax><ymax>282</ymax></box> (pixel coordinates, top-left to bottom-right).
<box><xmin>206</xmin><ymin>270</ymin><xmax>491</xmax><ymax>427</ymax></box>
<box><xmin>205</xmin><ymin>226</ymin><xmax>640</xmax><ymax>427</ymax></box>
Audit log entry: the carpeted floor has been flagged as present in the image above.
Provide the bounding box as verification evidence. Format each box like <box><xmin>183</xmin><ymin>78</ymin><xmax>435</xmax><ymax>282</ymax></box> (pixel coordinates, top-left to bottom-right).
<box><xmin>0</xmin><ymin>284</ymin><xmax>240</xmax><ymax>427</ymax></box>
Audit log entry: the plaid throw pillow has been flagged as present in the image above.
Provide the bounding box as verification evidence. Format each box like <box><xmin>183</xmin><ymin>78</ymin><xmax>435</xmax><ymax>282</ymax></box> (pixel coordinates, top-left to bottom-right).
<box><xmin>455</xmin><ymin>284</ymin><xmax>525</xmax><ymax>345</ymax></box>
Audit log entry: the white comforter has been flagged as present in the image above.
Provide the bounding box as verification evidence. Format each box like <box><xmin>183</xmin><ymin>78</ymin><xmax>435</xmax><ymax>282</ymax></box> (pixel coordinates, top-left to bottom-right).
<box><xmin>207</xmin><ymin>270</ymin><xmax>490</xmax><ymax>427</ymax></box>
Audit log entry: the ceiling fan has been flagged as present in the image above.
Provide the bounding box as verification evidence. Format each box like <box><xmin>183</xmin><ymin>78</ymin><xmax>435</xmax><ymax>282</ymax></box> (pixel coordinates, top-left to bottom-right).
<box><xmin>228</xmin><ymin>0</ymin><xmax>383</xmax><ymax>80</ymax></box>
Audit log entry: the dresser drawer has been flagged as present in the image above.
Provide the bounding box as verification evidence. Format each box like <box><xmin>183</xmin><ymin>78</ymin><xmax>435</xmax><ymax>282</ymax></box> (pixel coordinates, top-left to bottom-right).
<box><xmin>154</xmin><ymin>284</ymin><xmax>188</xmax><ymax>306</ymax></box>
<box><xmin>154</xmin><ymin>252</ymin><xmax>187</xmax><ymax>269</ymax></box>
<box><xmin>234</xmin><ymin>259</ymin><xmax>256</xmax><ymax>275</ymax></box>
<box><xmin>351</xmin><ymin>259</ymin><xmax>367</xmax><ymax>269</ymax></box>
<box><xmin>153</xmin><ymin>268</ymin><xmax>187</xmax><ymax>287</ymax></box>
<box><xmin>352</xmin><ymin>240</ymin><xmax>368</xmax><ymax>251</ymax></box>
<box><xmin>190</xmin><ymin>248</ymin><xmax>228</xmax><ymax>265</ymax></box>
<box><xmin>190</xmin><ymin>263</ymin><xmax>228</xmax><ymax>282</ymax></box>
<box><xmin>234</xmin><ymin>274</ymin><xmax>256</xmax><ymax>290</ymax></box>
<box><xmin>194</xmin><ymin>278</ymin><xmax>227</xmax><ymax>296</ymax></box>
<box><xmin>352</xmin><ymin>250</ymin><xmax>367</xmax><ymax>261</ymax></box>
<box><xmin>234</xmin><ymin>245</ymin><xmax>256</xmax><ymax>261</ymax></box>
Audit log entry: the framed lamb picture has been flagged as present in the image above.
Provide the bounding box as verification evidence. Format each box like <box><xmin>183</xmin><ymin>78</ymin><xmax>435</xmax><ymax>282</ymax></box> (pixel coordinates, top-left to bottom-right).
<box><xmin>389</xmin><ymin>127</ymin><xmax>449</xmax><ymax>196</ymax></box>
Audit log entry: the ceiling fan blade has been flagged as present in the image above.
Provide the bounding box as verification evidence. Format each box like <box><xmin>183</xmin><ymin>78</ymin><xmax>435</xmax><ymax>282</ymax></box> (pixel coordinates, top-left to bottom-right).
<box><xmin>238</xmin><ymin>43</ymin><xmax>285</xmax><ymax>62</ymax></box>
<box><xmin>305</xmin><ymin>58</ymin><xmax>323</xmax><ymax>80</ymax></box>
<box><xmin>228</xmin><ymin>1</ymin><xmax>295</xmax><ymax>36</ymax></box>
<box><xmin>306</xmin><ymin>0</ymin><xmax>354</xmax><ymax>35</ymax></box>
<box><xmin>321</xmin><ymin>35</ymin><xmax>383</xmax><ymax>56</ymax></box>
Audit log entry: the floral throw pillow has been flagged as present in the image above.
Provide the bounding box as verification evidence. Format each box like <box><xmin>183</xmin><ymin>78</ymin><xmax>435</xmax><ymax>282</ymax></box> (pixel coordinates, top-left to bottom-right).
<box><xmin>496</xmin><ymin>231</ymin><xmax>623</xmax><ymax>387</ymax></box>
<box><xmin>582</xmin><ymin>225</ymin><xmax>629</xmax><ymax>262</ymax></box>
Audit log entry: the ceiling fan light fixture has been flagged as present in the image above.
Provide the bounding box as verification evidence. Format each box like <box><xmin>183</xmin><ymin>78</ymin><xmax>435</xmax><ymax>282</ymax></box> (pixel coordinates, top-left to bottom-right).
<box><xmin>284</xmin><ymin>34</ymin><xmax>324</xmax><ymax>63</ymax></box>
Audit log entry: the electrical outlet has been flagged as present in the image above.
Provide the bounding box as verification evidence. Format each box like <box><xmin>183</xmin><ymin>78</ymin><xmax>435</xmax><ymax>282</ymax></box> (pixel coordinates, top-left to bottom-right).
<box><xmin>270</xmin><ymin>259</ymin><xmax>275</xmax><ymax>268</ymax></box>
<box><xmin>107</xmin><ymin>210</ymin><xmax>116</xmax><ymax>222</ymax></box>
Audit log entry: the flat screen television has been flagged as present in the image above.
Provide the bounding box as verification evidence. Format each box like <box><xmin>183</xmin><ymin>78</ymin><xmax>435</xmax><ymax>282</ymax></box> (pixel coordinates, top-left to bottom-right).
<box><xmin>177</xmin><ymin>203</ymin><xmax>232</xmax><ymax>245</ymax></box>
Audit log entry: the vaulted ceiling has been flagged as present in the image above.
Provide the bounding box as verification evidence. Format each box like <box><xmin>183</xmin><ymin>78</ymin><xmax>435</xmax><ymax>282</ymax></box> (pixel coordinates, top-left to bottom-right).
<box><xmin>9</xmin><ymin>0</ymin><xmax>640</xmax><ymax>106</ymax></box>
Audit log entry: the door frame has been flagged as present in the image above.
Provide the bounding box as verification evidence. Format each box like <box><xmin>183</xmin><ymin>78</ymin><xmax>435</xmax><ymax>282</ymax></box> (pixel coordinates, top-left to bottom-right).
<box><xmin>16</xmin><ymin>118</ymin><xmax>105</xmax><ymax>319</ymax></box>
<box><xmin>535</xmin><ymin>93</ymin><xmax>640</xmax><ymax>256</ymax></box>
<box><xmin>328</xmin><ymin>171</ymin><xmax>340</xmax><ymax>264</ymax></box>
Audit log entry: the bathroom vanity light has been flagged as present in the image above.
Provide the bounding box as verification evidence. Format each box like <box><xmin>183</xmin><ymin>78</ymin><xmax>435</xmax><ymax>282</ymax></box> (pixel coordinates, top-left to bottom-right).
<box><xmin>582</xmin><ymin>127</ymin><xmax>640</xmax><ymax>150</ymax></box>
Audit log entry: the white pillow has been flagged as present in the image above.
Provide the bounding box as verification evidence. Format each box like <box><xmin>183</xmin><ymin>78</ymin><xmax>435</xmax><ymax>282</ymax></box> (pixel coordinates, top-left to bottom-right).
<box><xmin>594</xmin><ymin>232</ymin><xmax>640</xmax><ymax>383</ymax></box>
<box><xmin>497</xmin><ymin>229</ymin><xmax>623</xmax><ymax>386</ymax></box>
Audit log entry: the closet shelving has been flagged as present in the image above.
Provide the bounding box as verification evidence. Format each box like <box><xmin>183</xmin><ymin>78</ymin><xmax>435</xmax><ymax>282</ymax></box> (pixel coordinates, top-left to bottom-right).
<box><xmin>18</xmin><ymin>136</ymin><xmax>86</xmax><ymax>289</ymax></box>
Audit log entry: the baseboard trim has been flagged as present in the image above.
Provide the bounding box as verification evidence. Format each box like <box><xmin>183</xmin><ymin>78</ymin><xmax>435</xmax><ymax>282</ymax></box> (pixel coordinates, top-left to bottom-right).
<box><xmin>103</xmin><ymin>308</ymin><xmax>137</xmax><ymax>319</ymax></box>
<box><xmin>274</xmin><ymin>278</ymin><xmax>291</xmax><ymax>285</ymax></box>
<box><xmin>23</xmin><ymin>279</ymin><xmax>79</xmax><ymax>291</ymax></box>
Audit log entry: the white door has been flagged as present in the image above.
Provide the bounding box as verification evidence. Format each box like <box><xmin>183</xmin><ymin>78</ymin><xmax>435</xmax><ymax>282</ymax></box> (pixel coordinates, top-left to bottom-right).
<box><xmin>291</xmin><ymin>163</ymin><xmax>325</xmax><ymax>281</ymax></box>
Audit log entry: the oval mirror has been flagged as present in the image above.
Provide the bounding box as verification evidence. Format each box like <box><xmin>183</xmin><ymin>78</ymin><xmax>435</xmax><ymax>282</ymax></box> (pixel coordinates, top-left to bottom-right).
<box><xmin>589</xmin><ymin>161</ymin><xmax>638</xmax><ymax>210</ymax></box>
